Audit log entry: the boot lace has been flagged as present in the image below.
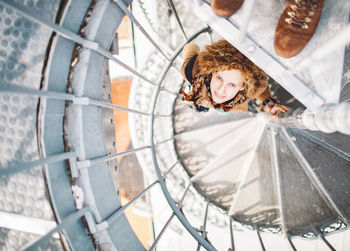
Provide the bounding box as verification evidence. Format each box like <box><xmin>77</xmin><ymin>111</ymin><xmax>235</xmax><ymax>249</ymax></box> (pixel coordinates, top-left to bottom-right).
<box><xmin>284</xmin><ymin>0</ymin><xmax>319</xmax><ymax>29</ymax></box>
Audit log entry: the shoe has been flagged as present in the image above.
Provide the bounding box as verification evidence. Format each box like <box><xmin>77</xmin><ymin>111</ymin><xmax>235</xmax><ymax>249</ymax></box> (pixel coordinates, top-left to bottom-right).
<box><xmin>274</xmin><ymin>0</ymin><xmax>324</xmax><ymax>58</ymax></box>
<box><xmin>211</xmin><ymin>0</ymin><xmax>244</xmax><ymax>17</ymax></box>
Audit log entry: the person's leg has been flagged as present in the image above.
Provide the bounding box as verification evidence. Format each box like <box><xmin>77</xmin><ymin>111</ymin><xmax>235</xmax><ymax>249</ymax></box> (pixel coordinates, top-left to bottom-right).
<box><xmin>211</xmin><ymin>0</ymin><xmax>244</xmax><ymax>17</ymax></box>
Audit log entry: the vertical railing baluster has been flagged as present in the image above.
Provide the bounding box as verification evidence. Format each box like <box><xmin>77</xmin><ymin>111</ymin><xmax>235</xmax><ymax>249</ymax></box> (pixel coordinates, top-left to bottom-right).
<box><xmin>112</xmin><ymin>0</ymin><xmax>171</xmax><ymax>61</ymax></box>
<box><xmin>315</xmin><ymin>228</ymin><xmax>336</xmax><ymax>251</ymax></box>
<box><xmin>0</xmin><ymin>86</ymin><xmax>173</xmax><ymax>115</ymax></box>
<box><xmin>129</xmin><ymin>3</ymin><xmax>138</xmax><ymax>68</ymax></box>
<box><xmin>229</xmin><ymin>217</ymin><xmax>236</xmax><ymax>251</ymax></box>
<box><xmin>106</xmin><ymin>180</ymin><xmax>159</xmax><ymax>224</ymax></box>
<box><xmin>77</xmin><ymin>146</ymin><xmax>151</xmax><ymax>169</ymax></box>
<box><xmin>0</xmin><ymin>152</ymin><xmax>76</xmax><ymax>176</ymax></box>
<box><xmin>256</xmin><ymin>227</ymin><xmax>266</xmax><ymax>251</ymax></box>
<box><xmin>203</xmin><ymin>203</ymin><xmax>209</xmax><ymax>239</ymax></box>
<box><xmin>103</xmin><ymin>162</ymin><xmax>180</xmax><ymax>227</ymax></box>
<box><xmin>167</xmin><ymin>0</ymin><xmax>187</xmax><ymax>40</ymax></box>
<box><xmin>149</xmin><ymin>213</ymin><xmax>176</xmax><ymax>251</ymax></box>
<box><xmin>155</xmin><ymin>137</ymin><xmax>175</xmax><ymax>146</ymax></box>
<box><xmin>162</xmin><ymin>161</ymin><xmax>180</xmax><ymax>179</ymax></box>
<box><xmin>24</xmin><ymin>207</ymin><xmax>90</xmax><ymax>251</ymax></box>
<box><xmin>287</xmin><ymin>233</ymin><xmax>297</xmax><ymax>251</ymax></box>
<box><xmin>196</xmin><ymin>240</ymin><xmax>201</xmax><ymax>250</ymax></box>
<box><xmin>88</xmin><ymin>98</ymin><xmax>151</xmax><ymax>115</ymax></box>
<box><xmin>178</xmin><ymin>183</ymin><xmax>192</xmax><ymax>208</ymax></box>
<box><xmin>149</xmin><ymin>183</ymin><xmax>191</xmax><ymax>251</ymax></box>
<box><xmin>0</xmin><ymin>86</ymin><xmax>75</xmax><ymax>101</ymax></box>
<box><xmin>197</xmin><ymin>202</ymin><xmax>209</xmax><ymax>251</ymax></box>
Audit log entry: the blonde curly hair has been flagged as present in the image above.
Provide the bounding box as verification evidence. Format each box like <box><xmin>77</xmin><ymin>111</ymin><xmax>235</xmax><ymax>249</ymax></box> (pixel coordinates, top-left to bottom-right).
<box><xmin>198</xmin><ymin>40</ymin><xmax>268</xmax><ymax>98</ymax></box>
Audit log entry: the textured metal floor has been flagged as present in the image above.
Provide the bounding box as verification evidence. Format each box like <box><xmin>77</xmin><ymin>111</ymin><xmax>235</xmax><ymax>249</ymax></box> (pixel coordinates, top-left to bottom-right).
<box><xmin>0</xmin><ymin>0</ymin><xmax>63</xmax><ymax>250</ymax></box>
<box><xmin>0</xmin><ymin>0</ymin><xmax>142</xmax><ymax>250</ymax></box>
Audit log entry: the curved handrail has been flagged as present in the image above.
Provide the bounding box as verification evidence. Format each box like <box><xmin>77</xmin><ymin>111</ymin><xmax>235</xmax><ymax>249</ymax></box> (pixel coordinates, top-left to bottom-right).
<box><xmin>149</xmin><ymin>26</ymin><xmax>217</xmax><ymax>251</ymax></box>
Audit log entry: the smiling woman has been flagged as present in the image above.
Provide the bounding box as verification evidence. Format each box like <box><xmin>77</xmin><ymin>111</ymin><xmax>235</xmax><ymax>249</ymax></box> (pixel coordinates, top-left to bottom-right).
<box><xmin>210</xmin><ymin>70</ymin><xmax>244</xmax><ymax>104</ymax></box>
<box><xmin>180</xmin><ymin>40</ymin><xmax>289</xmax><ymax>116</ymax></box>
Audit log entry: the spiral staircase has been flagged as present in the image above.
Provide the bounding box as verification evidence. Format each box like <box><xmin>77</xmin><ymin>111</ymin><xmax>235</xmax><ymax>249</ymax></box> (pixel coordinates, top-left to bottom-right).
<box><xmin>0</xmin><ymin>0</ymin><xmax>350</xmax><ymax>250</ymax></box>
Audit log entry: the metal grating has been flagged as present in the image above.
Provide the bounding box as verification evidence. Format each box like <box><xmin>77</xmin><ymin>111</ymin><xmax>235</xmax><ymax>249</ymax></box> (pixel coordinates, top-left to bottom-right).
<box><xmin>0</xmin><ymin>0</ymin><xmax>62</xmax><ymax>249</ymax></box>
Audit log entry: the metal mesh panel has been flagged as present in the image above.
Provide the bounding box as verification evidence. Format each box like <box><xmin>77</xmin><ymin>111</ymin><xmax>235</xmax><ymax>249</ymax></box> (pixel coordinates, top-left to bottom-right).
<box><xmin>0</xmin><ymin>1</ymin><xmax>62</xmax><ymax>249</ymax></box>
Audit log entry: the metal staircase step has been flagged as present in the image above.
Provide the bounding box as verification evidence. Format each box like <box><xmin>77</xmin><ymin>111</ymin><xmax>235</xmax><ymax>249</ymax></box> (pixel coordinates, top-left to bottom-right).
<box><xmin>175</xmin><ymin>116</ymin><xmax>256</xmax><ymax>177</ymax></box>
<box><xmin>286</xmin><ymin>128</ymin><xmax>350</xmax><ymax>224</ymax></box>
<box><xmin>228</xmin><ymin>127</ymin><xmax>281</xmax><ymax>228</ymax></box>
<box><xmin>277</xmin><ymin>129</ymin><xmax>338</xmax><ymax>235</ymax></box>
<box><xmin>173</xmin><ymin>98</ymin><xmax>254</xmax><ymax>135</ymax></box>
<box><xmin>187</xmin><ymin>118</ymin><xmax>265</xmax><ymax>210</ymax></box>
<box><xmin>298</xmin><ymin>130</ymin><xmax>350</xmax><ymax>160</ymax></box>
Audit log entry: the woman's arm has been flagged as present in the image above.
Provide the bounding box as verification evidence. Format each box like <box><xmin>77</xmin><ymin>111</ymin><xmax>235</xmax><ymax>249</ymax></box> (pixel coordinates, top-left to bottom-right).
<box><xmin>180</xmin><ymin>43</ymin><xmax>200</xmax><ymax>83</ymax></box>
<box><xmin>255</xmin><ymin>79</ymin><xmax>272</xmax><ymax>104</ymax></box>
<box><xmin>255</xmin><ymin>79</ymin><xmax>290</xmax><ymax>117</ymax></box>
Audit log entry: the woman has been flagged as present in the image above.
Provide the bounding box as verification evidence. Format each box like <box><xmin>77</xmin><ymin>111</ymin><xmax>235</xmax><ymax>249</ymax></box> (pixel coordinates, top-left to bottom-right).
<box><xmin>180</xmin><ymin>40</ymin><xmax>289</xmax><ymax>117</ymax></box>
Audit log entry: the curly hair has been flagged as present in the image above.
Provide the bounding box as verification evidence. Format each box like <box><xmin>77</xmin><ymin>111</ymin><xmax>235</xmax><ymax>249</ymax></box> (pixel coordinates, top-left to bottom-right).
<box><xmin>198</xmin><ymin>40</ymin><xmax>268</xmax><ymax>98</ymax></box>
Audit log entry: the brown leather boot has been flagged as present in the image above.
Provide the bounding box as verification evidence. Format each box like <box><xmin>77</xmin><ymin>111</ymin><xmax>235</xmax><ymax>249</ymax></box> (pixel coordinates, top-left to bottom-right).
<box><xmin>274</xmin><ymin>0</ymin><xmax>324</xmax><ymax>58</ymax></box>
<box><xmin>211</xmin><ymin>0</ymin><xmax>244</xmax><ymax>17</ymax></box>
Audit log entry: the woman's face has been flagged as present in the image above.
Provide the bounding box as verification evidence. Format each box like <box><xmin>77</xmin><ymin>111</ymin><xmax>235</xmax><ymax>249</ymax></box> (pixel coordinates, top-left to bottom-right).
<box><xmin>210</xmin><ymin>69</ymin><xmax>244</xmax><ymax>104</ymax></box>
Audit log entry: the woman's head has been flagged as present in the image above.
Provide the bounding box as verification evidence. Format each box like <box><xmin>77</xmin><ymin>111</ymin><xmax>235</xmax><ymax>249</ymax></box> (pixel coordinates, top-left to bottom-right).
<box><xmin>210</xmin><ymin>69</ymin><xmax>244</xmax><ymax>104</ymax></box>
<box><xmin>198</xmin><ymin>40</ymin><xmax>267</xmax><ymax>102</ymax></box>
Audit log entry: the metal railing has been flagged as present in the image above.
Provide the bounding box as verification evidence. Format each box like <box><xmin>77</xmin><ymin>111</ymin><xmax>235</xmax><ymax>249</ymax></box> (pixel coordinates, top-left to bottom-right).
<box><xmin>274</xmin><ymin>103</ymin><xmax>350</xmax><ymax>135</ymax></box>
<box><xmin>1</xmin><ymin>0</ymin><xmax>349</xmax><ymax>250</ymax></box>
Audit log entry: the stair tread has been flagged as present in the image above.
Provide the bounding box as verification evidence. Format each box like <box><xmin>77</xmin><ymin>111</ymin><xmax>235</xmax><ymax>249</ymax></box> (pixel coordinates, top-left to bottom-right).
<box><xmin>188</xmin><ymin>118</ymin><xmax>265</xmax><ymax>210</ymax></box>
<box><xmin>277</xmin><ymin>129</ymin><xmax>338</xmax><ymax>234</ymax></box>
<box><xmin>287</xmin><ymin>128</ymin><xmax>350</xmax><ymax>222</ymax></box>
<box><xmin>173</xmin><ymin>98</ymin><xmax>254</xmax><ymax>135</ymax></box>
<box><xmin>228</xmin><ymin>127</ymin><xmax>281</xmax><ymax>227</ymax></box>
<box><xmin>300</xmin><ymin>130</ymin><xmax>350</xmax><ymax>160</ymax></box>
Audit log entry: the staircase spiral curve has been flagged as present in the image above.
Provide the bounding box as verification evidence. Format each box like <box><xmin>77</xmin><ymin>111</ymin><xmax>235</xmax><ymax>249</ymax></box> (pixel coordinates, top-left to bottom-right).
<box><xmin>0</xmin><ymin>0</ymin><xmax>350</xmax><ymax>250</ymax></box>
